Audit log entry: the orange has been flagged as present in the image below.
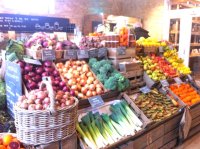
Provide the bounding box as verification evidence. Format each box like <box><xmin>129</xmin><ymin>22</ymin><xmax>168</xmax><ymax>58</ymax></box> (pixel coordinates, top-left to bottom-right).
<box><xmin>2</xmin><ymin>134</ymin><xmax>13</xmax><ymax>146</ymax></box>
<box><xmin>0</xmin><ymin>145</ymin><xmax>6</xmax><ymax>149</ymax></box>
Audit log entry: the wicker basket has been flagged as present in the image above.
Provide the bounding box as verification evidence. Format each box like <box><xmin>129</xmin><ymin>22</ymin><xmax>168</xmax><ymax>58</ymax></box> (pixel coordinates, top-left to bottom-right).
<box><xmin>14</xmin><ymin>78</ymin><xmax>79</xmax><ymax>145</ymax></box>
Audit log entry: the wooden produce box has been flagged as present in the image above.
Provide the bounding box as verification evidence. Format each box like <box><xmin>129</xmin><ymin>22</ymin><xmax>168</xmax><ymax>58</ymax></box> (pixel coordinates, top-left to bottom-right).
<box><xmin>144</xmin><ymin>46</ymin><xmax>158</xmax><ymax>54</ymax></box>
<box><xmin>119</xmin><ymin>61</ymin><xmax>141</xmax><ymax>72</ymax></box>
<box><xmin>36</xmin><ymin>132</ymin><xmax>77</xmax><ymax>149</ymax></box>
<box><xmin>107</xmin><ymin>47</ymin><xmax>135</xmax><ymax>59</ymax></box>
<box><xmin>77</xmin><ymin>93</ymin><xmax>151</xmax><ymax>149</ymax></box>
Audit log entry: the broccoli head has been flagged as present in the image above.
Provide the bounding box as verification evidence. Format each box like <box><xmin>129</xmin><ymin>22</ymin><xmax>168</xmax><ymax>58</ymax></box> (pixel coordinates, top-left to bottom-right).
<box><xmin>99</xmin><ymin>63</ymin><xmax>112</xmax><ymax>75</ymax></box>
<box><xmin>104</xmin><ymin>76</ymin><xmax>117</xmax><ymax>90</ymax></box>
<box><xmin>97</xmin><ymin>74</ymin><xmax>108</xmax><ymax>84</ymax></box>
<box><xmin>91</xmin><ymin>61</ymin><xmax>101</xmax><ymax>74</ymax></box>
<box><xmin>89</xmin><ymin>58</ymin><xmax>97</xmax><ymax>67</ymax></box>
<box><xmin>117</xmin><ymin>78</ymin><xmax>130</xmax><ymax>91</ymax></box>
<box><xmin>99</xmin><ymin>59</ymin><xmax>112</xmax><ymax>66</ymax></box>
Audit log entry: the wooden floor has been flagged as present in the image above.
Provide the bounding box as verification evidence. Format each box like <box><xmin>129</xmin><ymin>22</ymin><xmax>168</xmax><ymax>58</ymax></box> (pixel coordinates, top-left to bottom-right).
<box><xmin>176</xmin><ymin>132</ymin><xmax>200</xmax><ymax>149</ymax></box>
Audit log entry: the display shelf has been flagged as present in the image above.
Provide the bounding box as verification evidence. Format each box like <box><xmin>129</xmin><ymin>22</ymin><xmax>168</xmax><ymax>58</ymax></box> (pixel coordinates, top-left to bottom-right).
<box><xmin>190</xmin><ymin>43</ymin><xmax>200</xmax><ymax>46</ymax></box>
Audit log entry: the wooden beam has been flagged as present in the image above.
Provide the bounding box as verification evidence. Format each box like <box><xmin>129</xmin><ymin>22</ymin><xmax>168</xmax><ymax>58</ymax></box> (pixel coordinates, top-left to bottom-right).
<box><xmin>171</xmin><ymin>0</ymin><xmax>200</xmax><ymax>5</ymax></box>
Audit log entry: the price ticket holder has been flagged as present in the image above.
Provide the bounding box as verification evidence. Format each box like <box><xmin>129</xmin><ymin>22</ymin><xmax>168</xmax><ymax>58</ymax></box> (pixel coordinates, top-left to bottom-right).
<box><xmin>88</xmin><ymin>95</ymin><xmax>104</xmax><ymax>108</ymax></box>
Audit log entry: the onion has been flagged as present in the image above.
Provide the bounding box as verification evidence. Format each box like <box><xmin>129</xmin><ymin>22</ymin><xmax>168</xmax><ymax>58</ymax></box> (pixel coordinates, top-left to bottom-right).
<box><xmin>18</xmin><ymin>96</ymin><xmax>26</xmax><ymax>102</ymax></box>
<box><xmin>63</xmin><ymin>86</ymin><xmax>70</xmax><ymax>92</ymax></box>
<box><xmin>96</xmin><ymin>87</ymin><xmax>103</xmax><ymax>94</ymax></box>
<box><xmin>35</xmin><ymin>104</ymin><xmax>43</xmax><ymax>110</ymax></box>
<box><xmin>43</xmin><ymin>97</ymin><xmax>50</xmax><ymax>104</ymax></box>
<box><xmin>25</xmin><ymin>65</ymin><xmax>33</xmax><ymax>72</ymax></box>
<box><xmin>23</xmin><ymin>74</ymin><xmax>31</xmax><ymax>80</ymax></box>
<box><xmin>44</xmin><ymin>61</ymin><xmax>53</xmax><ymax>67</ymax></box>
<box><xmin>28</xmin><ymin>72</ymin><xmax>36</xmax><ymax>77</ymax></box>
<box><xmin>43</xmin><ymin>104</ymin><xmax>49</xmax><ymax>110</ymax></box>
<box><xmin>55</xmin><ymin>94</ymin><xmax>62</xmax><ymax>101</ymax></box>
<box><xmin>27</xmin><ymin>82</ymin><xmax>37</xmax><ymax>90</ymax></box>
<box><xmin>36</xmin><ymin>67</ymin><xmax>44</xmax><ymax>74</ymax></box>
<box><xmin>37</xmin><ymin>91</ymin><xmax>48</xmax><ymax>99</ymax></box>
<box><xmin>87</xmin><ymin>72</ymin><xmax>93</xmax><ymax>77</ymax></box>
<box><xmin>81</xmin><ymin>87</ymin><xmax>87</xmax><ymax>95</ymax></box>
<box><xmin>59</xmin><ymin>81</ymin><xmax>66</xmax><ymax>87</ymax></box>
<box><xmin>87</xmin><ymin>79</ymin><xmax>93</xmax><ymax>85</ymax></box>
<box><xmin>70</xmin><ymin>90</ymin><xmax>75</xmax><ymax>96</ymax></box>
<box><xmin>54</xmin><ymin>80</ymin><xmax>60</xmax><ymax>86</ymax></box>
<box><xmin>28</xmin><ymin>104</ymin><xmax>36</xmax><ymax>110</ymax></box>
<box><xmin>61</xmin><ymin>103</ymin><xmax>66</xmax><ymax>108</ymax></box>
<box><xmin>35</xmin><ymin>75</ymin><xmax>42</xmax><ymax>82</ymax></box>
<box><xmin>42</xmin><ymin>41</ymin><xmax>48</xmax><ymax>48</ymax></box>
<box><xmin>55</xmin><ymin>77</ymin><xmax>62</xmax><ymax>81</ymax></box>
<box><xmin>20</xmin><ymin>102</ymin><xmax>28</xmax><ymax>109</ymax></box>
<box><xmin>71</xmin><ymin>85</ymin><xmax>78</xmax><ymax>90</ymax></box>
<box><xmin>18</xmin><ymin>61</ymin><xmax>25</xmax><ymax>68</ymax></box>
<box><xmin>86</xmin><ymin>90</ymin><xmax>92</xmax><ymax>97</ymax></box>
<box><xmin>27</xmin><ymin>99</ymin><xmax>35</xmax><ymax>104</ymax></box>
<box><xmin>78</xmin><ymin>93</ymin><xmax>84</xmax><ymax>99</ymax></box>
<box><xmin>92</xmin><ymin>91</ymin><xmax>97</xmax><ymax>96</ymax></box>
<box><xmin>66</xmin><ymin>100</ymin><xmax>72</xmax><ymax>106</ymax></box>
<box><xmin>35</xmin><ymin>98</ymin><xmax>42</xmax><ymax>104</ymax></box>
<box><xmin>80</xmin><ymin>79</ymin><xmax>86</xmax><ymax>86</ymax></box>
<box><xmin>28</xmin><ymin>94</ymin><xmax>37</xmax><ymax>101</ymax></box>
<box><xmin>44</xmin><ymin>67</ymin><xmax>53</xmax><ymax>72</ymax></box>
<box><xmin>89</xmin><ymin>84</ymin><xmax>95</xmax><ymax>91</ymax></box>
<box><xmin>42</xmin><ymin>72</ymin><xmax>48</xmax><ymax>77</ymax></box>
<box><xmin>53</xmin><ymin>70</ymin><xmax>60</xmax><ymax>77</ymax></box>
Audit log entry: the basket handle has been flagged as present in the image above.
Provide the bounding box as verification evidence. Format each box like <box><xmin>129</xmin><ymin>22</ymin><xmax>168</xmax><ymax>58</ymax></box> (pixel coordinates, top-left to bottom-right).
<box><xmin>39</xmin><ymin>77</ymin><xmax>56</xmax><ymax>113</ymax></box>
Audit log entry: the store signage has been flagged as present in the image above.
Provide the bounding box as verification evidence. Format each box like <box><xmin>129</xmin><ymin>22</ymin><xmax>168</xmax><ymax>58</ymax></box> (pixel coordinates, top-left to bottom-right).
<box><xmin>117</xmin><ymin>47</ymin><xmax>126</xmax><ymax>55</ymax></box>
<box><xmin>140</xmin><ymin>86</ymin><xmax>151</xmax><ymax>94</ymax></box>
<box><xmin>77</xmin><ymin>50</ymin><xmax>89</xmax><ymax>59</ymax></box>
<box><xmin>159</xmin><ymin>47</ymin><xmax>164</xmax><ymax>53</ymax></box>
<box><xmin>160</xmin><ymin>79</ymin><xmax>169</xmax><ymax>87</ymax></box>
<box><xmin>187</xmin><ymin>75</ymin><xmax>193</xmax><ymax>81</ymax></box>
<box><xmin>64</xmin><ymin>50</ymin><xmax>77</xmax><ymax>60</ymax></box>
<box><xmin>0</xmin><ymin>13</ymin><xmax>69</xmax><ymax>33</ymax></box>
<box><xmin>42</xmin><ymin>50</ymin><xmax>56</xmax><ymax>61</ymax></box>
<box><xmin>88</xmin><ymin>95</ymin><xmax>104</xmax><ymax>108</ymax></box>
<box><xmin>174</xmin><ymin>77</ymin><xmax>183</xmax><ymax>84</ymax></box>
<box><xmin>23</xmin><ymin>57</ymin><xmax>42</xmax><ymax>65</ymax></box>
<box><xmin>5</xmin><ymin>61</ymin><xmax>22</xmax><ymax>117</ymax></box>
<box><xmin>98</xmin><ymin>48</ymin><xmax>107</xmax><ymax>58</ymax></box>
<box><xmin>88</xmin><ymin>48</ymin><xmax>98</xmax><ymax>58</ymax></box>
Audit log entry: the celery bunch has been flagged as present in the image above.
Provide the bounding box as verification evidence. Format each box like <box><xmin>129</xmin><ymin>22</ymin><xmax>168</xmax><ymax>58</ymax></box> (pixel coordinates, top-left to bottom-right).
<box><xmin>76</xmin><ymin>100</ymin><xmax>143</xmax><ymax>148</ymax></box>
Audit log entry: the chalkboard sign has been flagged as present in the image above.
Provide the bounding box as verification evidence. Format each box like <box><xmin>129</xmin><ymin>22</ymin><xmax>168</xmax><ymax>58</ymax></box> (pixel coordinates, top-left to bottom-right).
<box><xmin>64</xmin><ymin>50</ymin><xmax>77</xmax><ymax>60</ymax></box>
<box><xmin>5</xmin><ymin>61</ymin><xmax>22</xmax><ymax>117</ymax></box>
<box><xmin>77</xmin><ymin>50</ymin><xmax>89</xmax><ymax>59</ymax></box>
<box><xmin>88</xmin><ymin>48</ymin><xmax>98</xmax><ymax>58</ymax></box>
<box><xmin>160</xmin><ymin>79</ymin><xmax>169</xmax><ymax>87</ymax></box>
<box><xmin>88</xmin><ymin>95</ymin><xmax>104</xmax><ymax>108</ymax></box>
<box><xmin>117</xmin><ymin>47</ymin><xmax>126</xmax><ymax>55</ymax></box>
<box><xmin>42</xmin><ymin>50</ymin><xmax>56</xmax><ymax>61</ymax></box>
<box><xmin>98</xmin><ymin>48</ymin><xmax>108</xmax><ymax>58</ymax></box>
<box><xmin>0</xmin><ymin>13</ymin><xmax>70</xmax><ymax>33</ymax></box>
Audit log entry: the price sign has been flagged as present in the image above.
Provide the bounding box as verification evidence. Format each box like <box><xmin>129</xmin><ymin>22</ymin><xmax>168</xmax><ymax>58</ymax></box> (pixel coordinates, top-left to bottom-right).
<box><xmin>174</xmin><ymin>77</ymin><xmax>183</xmax><ymax>84</ymax></box>
<box><xmin>160</xmin><ymin>79</ymin><xmax>169</xmax><ymax>87</ymax></box>
<box><xmin>23</xmin><ymin>57</ymin><xmax>42</xmax><ymax>65</ymax></box>
<box><xmin>5</xmin><ymin>61</ymin><xmax>22</xmax><ymax>117</ymax></box>
<box><xmin>42</xmin><ymin>50</ymin><xmax>56</xmax><ymax>61</ymax></box>
<box><xmin>117</xmin><ymin>47</ymin><xmax>126</xmax><ymax>55</ymax></box>
<box><xmin>98</xmin><ymin>48</ymin><xmax>107</xmax><ymax>58</ymax></box>
<box><xmin>77</xmin><ymin>50</ymin><xmax>89</xmax><ymax>59</ymax></box>
<box><xmin>140</xmin><ymin>86</ymin><xmax>151</xmax><ymax>94</ymax></box>
<box><xmin>88</xmin><ymin>95</ymin><xmax>104</xmax><ymax>108</ymax></box>
<box><xmin>159</xmin><ymin>47</ymin><xmax>164</xmax><ymax>53</ymax></box>
<box><xmin>88</xmin><ymin>48</ymin><xmax>98</xmax><ymax>58</ymax></box>
<box><xmin>64</xmin><ymin>50</ymin><xmax>77</xmax><ymax>60</ymax></box>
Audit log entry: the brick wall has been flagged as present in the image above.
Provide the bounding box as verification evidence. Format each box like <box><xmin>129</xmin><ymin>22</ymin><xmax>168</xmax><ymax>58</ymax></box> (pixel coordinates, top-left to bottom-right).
<box><xmin>0</xmin><ymin>0</ymin><xmax>165</xmax><ymax>39</ymax></box>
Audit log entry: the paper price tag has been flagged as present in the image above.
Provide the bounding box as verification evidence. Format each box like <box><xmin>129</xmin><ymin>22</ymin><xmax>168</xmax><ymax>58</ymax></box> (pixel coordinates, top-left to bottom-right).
<box><xmin>88</xmin><ymin>95</ymin><xmax>104</xmax><ymax>108</ymax></box>
<box><xmin>117</xmin><ymin>47</ymin><xmax>126</xmax><ymax>55</ymax></box>
<box><xmin>42</xmin><ymin>50</ymin><xmax>56</xmax><ymax>61</ymax></box>
<box><xmin>160</xmin><ymin>79</ymin><xmax>169</xmax><ymax>87</ymax></box>
<box><xmin>23</xmin><ymin>57</ymin><xmax>42</xmax><ymax>65</ymax></box>
<box><xmin>140</xmin><ymin>86</ymin><xmax>151</xmax><ymax>94</ymax></box>
<box><xmin>174</xmin><ymin>77</ymin><xmax>183</xmax><ymax>84</ymax></box>
<box><xmin>187</xmin><ymin>75</ymin><xmax>193</xmax><ymax>81</ymax></box>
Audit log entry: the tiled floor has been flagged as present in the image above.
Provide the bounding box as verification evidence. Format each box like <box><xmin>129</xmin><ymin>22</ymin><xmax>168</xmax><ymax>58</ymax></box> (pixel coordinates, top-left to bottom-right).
<box><xmin>176</xmin><ymin>133</ymin><xmax>200</xmax><ymax>149</ymax></box>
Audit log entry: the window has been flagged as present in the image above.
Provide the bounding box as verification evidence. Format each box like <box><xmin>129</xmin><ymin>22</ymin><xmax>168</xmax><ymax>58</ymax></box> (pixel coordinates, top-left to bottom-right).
<box><xmin>3</xmin><ymin>0</ymin><xmax>55</xmax><ymax>14</ymax></box>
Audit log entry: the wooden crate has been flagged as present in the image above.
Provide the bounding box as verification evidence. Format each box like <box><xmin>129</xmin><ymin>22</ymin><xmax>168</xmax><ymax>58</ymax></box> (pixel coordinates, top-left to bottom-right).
<box><xmin>144</xmin><ymin>47</ymin><xmax>158</xmax><ymax>54</ymax></box>
<box><xmin>107</xmin><ymin>47</ymin><xmax>135</xmax><ymax>59</ymax></box>
<box><xmin>110</xmin><ymin>58</ymin><xmax>133</xmax><ymax>70</ymax></box>
<box><xmin>119</xmin><ymin>62</ymin><xmax>141</xmax><ymax>72</ymax></box>
<box><xmin>36</xmin><ymin>132</ymin><xmax>77</xmax><ymax>149</ymax></box>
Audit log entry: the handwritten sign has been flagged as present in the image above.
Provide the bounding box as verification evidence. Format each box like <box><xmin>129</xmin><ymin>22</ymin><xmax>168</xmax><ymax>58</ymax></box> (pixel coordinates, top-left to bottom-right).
<box><xmin>77</xmin><ymin>50</ymin><xmax>89</xmax><ymax>59</ymax></box>
<box><xmin>64</xmin><ymin>50</ymin><xmax>77</xmax><ymax>60</ymax></box>
<box><xmin>174</xmin><ymin>77</ymin><xmax>183</xmax><ymax>84</ymax></box>
<box><xmin>88</xmin><ymin>48</ymin><xmax>98</xmax><ymax>58</ymax></box>
<box><xmin>140</xmin><ymin>86</ymin><xmax>151</xmax><ymax>94</ymax></box>
<box><xmin>0</xmin><ymin>13</ymin><xmax>70</xmax><ymax>33</ymax></box>
<box><xmin>160</xmin><ymin>79</ymin><xmax>169</xmax><ymax>87</ymax></box>
<box><xmin>42</xmin><ymin>50</ymin><xmax>56</xmax><ymax>61</ymax></box>
<box><xmin>88</xmin><ymin>95</ymin><xmax>104</xmax><ymax>108</ymax></box>
<box><xmin>98</xmin><ymin>48</ymin><xmax>108</xmax><ymax>58</ymax></box>
<box><xmin>5</xmin><ymin>61</ymin><xmax>22</xmax><ymax>117</ymax></box>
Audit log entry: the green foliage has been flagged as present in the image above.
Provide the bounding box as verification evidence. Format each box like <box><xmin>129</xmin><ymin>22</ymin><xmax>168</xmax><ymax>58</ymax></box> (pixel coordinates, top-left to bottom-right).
<box><xmin>104</xmin><ymin>77</ymin><xmax>117</xmax><ymax>90</ymax></box>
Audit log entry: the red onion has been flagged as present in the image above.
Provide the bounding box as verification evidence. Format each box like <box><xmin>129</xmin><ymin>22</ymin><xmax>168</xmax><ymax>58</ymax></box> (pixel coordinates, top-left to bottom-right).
<box><xmin>28</xmin><ymin>72</ymin><xmax>36</xmax><ymax>77</ymax></box>
<box><xmin>53</xmin><ymin>70</ymin><xmax>59</xmax><ymax>77</ymax></box>
<box><xmin>36</xmin><ymin>67</ymin><xmax>44</xmax><ymax>74</ymax></box>
<box><xmin>70</xmin><ymin>90</ymin><xmax>75</xmax><ymax>96</ymax></box>
<box><xmin>27</xmin><ymin>82</ymin><xmax>37</xmax><ymax>90</ymax></box>
<box><xmin>55</xmin><ymin>77</ymin><xmax>61</xmax><ymax>81</ymax></box>
<box><xmin>35</xmin><ymin>75</ymin><xmax>42</xmax><ymax>82</ymax></box>
<box><xmin>59</xmin><ymin>81</ymin><xmax>66</xmax><ymax>87</ymax></box>
<box><xmin>17</xmin><ymin>61</ymin><xmax>25</xmax><ymax>68</ymax></box>
<box><xmin>44</xmin><ymin>61</ymin><xmax>52</xmax><ymax>67</ymax></box>
<box><xmin>42</xmin><ymin>72</ymin><xmax>48</xmax><ymax>77</ymax></box>
<box><xmin>23</xmin><ymin>74</ymin><xmax>31</xmax><ymax>81</ymax></box>
<box><xmin>44</xmin><ymin>67</ymin><xmax>53</xmax><ymax>72</ymax></box>
<box><xmin>54</xmin><ymin>80</ymin><xmax>59</xmax><ymax>86</ymax></box>
<box><xmin>21</xmin><ymin>68</ymin><xmax>25</xmax><ymax>74</ymax></box>
<box><xmin>25</xmin><ymin>65</ymin><xmax>33</xmax><ymax>72</ymax></box>
<box><xmin>63</xmin><ymin>86</ymin><xmax>70</xmax><ymax>92</ymax></box>
<box><xmin>42</xmin><ymin>41</ymin><xmax>48</xmax><ymax>48</ymax></box>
